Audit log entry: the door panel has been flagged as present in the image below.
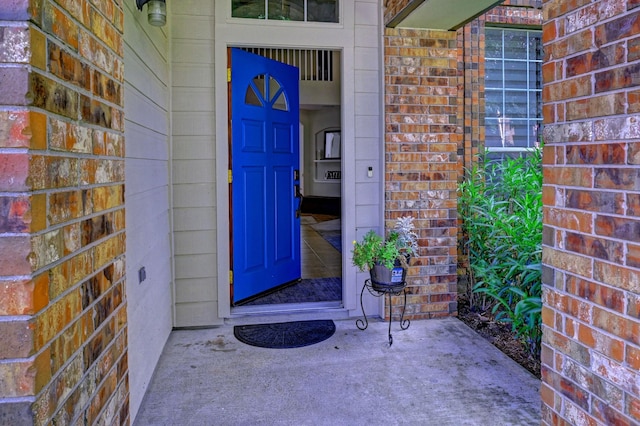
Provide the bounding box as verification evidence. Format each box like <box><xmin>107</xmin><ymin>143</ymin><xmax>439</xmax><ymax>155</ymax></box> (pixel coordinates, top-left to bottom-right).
<box><xmin>231</xmin><ymin>48</ymin><xmax>301</xmax><ymax>303</ymax></box>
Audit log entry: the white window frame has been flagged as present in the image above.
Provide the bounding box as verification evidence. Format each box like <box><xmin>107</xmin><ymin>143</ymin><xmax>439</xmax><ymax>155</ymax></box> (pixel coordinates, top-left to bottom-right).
<box><xmin>484</xmin><ymin>27</ymin><xmax>543</xmax><ymax>160</ymax></box>
<box><xmin>231</xmin><ymin>0</ymin><xmax>340</xmax><ymax>23</ymax></box>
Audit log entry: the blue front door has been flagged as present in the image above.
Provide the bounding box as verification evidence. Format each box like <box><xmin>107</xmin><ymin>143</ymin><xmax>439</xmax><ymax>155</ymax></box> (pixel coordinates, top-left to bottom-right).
<box><xmin>230</xmin><ymin>48</ymin><xmax>301</xmax><ymax>303</ymax></box>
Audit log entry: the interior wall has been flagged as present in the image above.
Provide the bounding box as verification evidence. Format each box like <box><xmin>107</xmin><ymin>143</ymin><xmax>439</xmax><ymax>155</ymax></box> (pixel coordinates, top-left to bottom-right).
<box><xmin>123</xmin><ymin>2</ymin><xmax>173</xmax><ymax>420</ymax></box>
<box><xmin>302</xmin><ymin>107</ymin><xmax>342</xmax><ymax>198</ymax></box>
<box><xmin>170</xmin><ymin>1</ymin><xmax>220</xmax><ymax>327</ymax></box>
<box><xmin>300</xmin><ymin>51</ymin><xmax>342</xmax><ymax>106</ymax></box>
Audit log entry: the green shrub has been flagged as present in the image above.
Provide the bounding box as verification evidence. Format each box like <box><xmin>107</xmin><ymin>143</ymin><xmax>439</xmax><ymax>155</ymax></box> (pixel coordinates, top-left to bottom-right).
<box><xmin>458</xmin><ymin>149</ymin><xmax>543</xmax><ymax>358</ymax></box>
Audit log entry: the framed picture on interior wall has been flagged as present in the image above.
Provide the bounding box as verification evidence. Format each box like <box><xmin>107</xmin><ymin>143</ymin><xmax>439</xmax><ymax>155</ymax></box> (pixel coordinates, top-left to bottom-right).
<box><xmin>324</xmin><ymin>131</ymin><xmax>341</xmax><ymax>159</ymax></box>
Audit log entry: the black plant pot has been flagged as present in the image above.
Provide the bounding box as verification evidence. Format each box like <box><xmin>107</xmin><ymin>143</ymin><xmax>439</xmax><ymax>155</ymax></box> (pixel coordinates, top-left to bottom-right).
<box><xmin>370</xmin><ymin>261</ymin><xmax>406</xmax><ymax>292</ymax></box>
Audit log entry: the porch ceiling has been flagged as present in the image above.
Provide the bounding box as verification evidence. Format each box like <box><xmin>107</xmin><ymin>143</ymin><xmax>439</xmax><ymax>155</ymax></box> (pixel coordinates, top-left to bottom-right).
<box><xmin>387</xmin><ymin>0</ymin><xmax>504</xmax><ymax>30</ymax></box>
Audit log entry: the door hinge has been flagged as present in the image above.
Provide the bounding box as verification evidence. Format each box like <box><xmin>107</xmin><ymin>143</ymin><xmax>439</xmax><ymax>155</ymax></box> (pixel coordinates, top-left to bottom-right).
<box><xmin>227</xmin><ymin>68</ymin><xmax>231</xmax><ymax>82</ymax></box>
<box><xmin>229</xmin><ymin>270</ymin><xmax>233</xmax><ymax>284</ymax></box>
<box><xmin>228</xmin><ymin>170</ymin><xmax>233</xmax><ymax>183</ymax></box>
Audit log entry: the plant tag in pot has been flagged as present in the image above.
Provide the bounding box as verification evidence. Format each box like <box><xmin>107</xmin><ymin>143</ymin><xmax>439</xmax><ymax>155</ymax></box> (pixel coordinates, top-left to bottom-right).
<box><xmin>391</xmin><ymin>267</ymin><xmax>404</xmax><ymax>283</ymax></box>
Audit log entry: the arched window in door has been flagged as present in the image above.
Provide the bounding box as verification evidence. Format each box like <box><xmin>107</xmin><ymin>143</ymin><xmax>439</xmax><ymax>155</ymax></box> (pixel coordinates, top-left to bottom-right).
<box><xmin>244</xmin><ymin>74</ymin><xmax>289</xmax><ymax>111</ymax></box>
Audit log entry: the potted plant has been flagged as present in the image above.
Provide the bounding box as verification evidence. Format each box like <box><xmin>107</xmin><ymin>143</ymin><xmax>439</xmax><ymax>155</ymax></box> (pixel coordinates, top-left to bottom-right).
<box><xmin>351</xmin><ymin>216</ymin><xmax>418</xmax><ymax>291</ymax></box>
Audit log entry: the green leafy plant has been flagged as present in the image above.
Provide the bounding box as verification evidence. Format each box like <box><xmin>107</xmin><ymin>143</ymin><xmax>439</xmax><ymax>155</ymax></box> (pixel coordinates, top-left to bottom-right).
<box><xmin>458</xmin><ymin>148</ymin><xmax>542</xmax><ymax>357</ymax></box>
<box><xmin>351</xmin><ymin>216</ymin><xmax>417</xmax><ymax>271</ymax></box>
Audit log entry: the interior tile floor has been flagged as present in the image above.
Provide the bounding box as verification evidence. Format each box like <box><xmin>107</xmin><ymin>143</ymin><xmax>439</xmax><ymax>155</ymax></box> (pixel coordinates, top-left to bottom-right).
<box><xmin>301</xmin><ymin>214</ymin><xmax>341</xmax><ymax>279</ymax></box>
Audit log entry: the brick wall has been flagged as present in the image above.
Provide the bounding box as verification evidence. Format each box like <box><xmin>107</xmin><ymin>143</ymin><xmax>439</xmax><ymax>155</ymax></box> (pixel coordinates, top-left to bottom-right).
<box><xmin>383</xmin><ymin>0</ymin><xmax>413</xmax><ymax>25</ymax></box>
<box><xmin>384</xmin><ymin>28</ymin><xmax>459</xmax><ymax>319</ymax></box>
<box><xmin>455</xmin><ymin>0</ymin><xmax>543</xmax><ymax>290</ymax></box>
<box><xmin>0</xmin><ymin>1</ymin><xmax>128</xmax><ymax>424</ymax></box>
<box><xmin>541</xmin><ymin>1</ymin><xmax>640</xmax><ymax>424</ymax></box>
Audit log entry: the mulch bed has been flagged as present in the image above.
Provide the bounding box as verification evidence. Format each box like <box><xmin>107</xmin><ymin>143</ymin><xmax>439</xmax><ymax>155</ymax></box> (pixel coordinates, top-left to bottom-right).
<box><xmin>457</xmin><ymin>295</ymin><xmax>541</xmax><ymax>379</ymax></box>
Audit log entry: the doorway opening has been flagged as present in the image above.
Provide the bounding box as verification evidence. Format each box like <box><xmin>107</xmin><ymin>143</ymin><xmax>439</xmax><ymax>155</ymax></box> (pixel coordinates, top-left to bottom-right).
<box><xmin>232</xmin><ymin>47</ymin><xmax>343</xmax><ymax>309</ymax></box>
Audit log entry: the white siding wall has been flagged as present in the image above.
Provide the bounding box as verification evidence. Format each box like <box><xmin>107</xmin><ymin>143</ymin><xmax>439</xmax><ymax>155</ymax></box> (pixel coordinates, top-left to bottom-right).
<box><xmin>171</xmin><ymin>1</ymin><xmax>221</xmax><ymax>327</ymax></box>
<box><xmin>353</xmin><ymin>0</ymin><xmax>385</xmax><ymax>314</ymax></box>
<box><xmin>123</xmin><ymin>2</ymin><xmax>173</xmax><ymax>420</ymax></box>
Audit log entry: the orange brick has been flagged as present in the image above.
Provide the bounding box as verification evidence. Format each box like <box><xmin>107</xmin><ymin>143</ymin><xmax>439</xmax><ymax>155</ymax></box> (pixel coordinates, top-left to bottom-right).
<box><xmin>29</xmin><ymin>27</ymin><xmax>46</xmax><ymax>70</ymax></box>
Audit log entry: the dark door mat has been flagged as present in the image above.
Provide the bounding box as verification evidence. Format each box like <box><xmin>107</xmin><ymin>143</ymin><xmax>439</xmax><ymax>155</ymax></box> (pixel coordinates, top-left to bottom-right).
<box><xmin>239</xmin><ymin>277</ymin><xmax>342</xmax><ymax>306</ymax></box>
<box><xmin>233</xmin><ymin>320</ymin><xmax>336</xmax><ymax>349</ymax></box>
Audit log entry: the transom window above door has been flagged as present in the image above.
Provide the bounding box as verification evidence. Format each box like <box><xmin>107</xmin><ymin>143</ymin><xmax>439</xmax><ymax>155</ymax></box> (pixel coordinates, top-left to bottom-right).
<box><xmin>232</xmin><ymin>0</ymin><xmax>339</xmax><ymax>23</ymax></box>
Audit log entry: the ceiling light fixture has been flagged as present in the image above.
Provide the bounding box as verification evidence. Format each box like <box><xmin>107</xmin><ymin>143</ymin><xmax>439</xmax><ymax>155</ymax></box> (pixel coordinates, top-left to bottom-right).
<box><xmin>136</xmin><ymin>0</ymin><xmax>166</xmax><ymax>27</ymax></box>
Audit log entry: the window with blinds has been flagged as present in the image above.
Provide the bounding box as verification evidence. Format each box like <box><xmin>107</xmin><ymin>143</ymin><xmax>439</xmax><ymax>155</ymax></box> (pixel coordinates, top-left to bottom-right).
<box><xmin>232</xmin><ymin>0</ymin><xmax>339</xmax><ymax>23</ymax></box>
<box><xmin>484</xmin><ymin>28</ymin><xmax>543</xmax><ymax>160</ymax></box>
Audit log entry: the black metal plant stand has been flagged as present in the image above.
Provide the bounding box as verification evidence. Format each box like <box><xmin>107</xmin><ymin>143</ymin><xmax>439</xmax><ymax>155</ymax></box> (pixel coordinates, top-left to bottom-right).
<box><xmin>356</xmin><ymin>279</ymin><xmax>410</xmax><ymax>346</ymax></box>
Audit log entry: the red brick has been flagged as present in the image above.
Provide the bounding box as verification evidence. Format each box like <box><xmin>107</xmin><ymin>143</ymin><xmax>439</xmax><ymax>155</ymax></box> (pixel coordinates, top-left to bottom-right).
<box><xmin>0</xmin><ymin>197</ymin><xmax>31</xmax><ymax>233</ymax></box>
<box><xmin>544</xmin><ymin>208</ymin><xmax>593</xmax><ymax>233</ymax></box>
<box><xmin>565</xmin><ymin>94</ymin><xmax>625</xmax><ymax>120</ymax></box>
<box><xmin>626</xmin><ymin>345</ymin><xmax>640</xmax><ymax>370</ymax></box>
<box><xmin>0</xmin><ymin>110</ymin><xmax>31</xmax><ymax>148</ymax></box>
<box><xmin>595</xmin><ymin>10</ymin><xmax>640</xmax><ymax>46</ymax></box>
<box><xmin>0</xmin><ymin>347</ymin><xmax>50</xmax><ymax>397</ymax></box>
<box><xmin>566</xmin><ymin>231</ymin><xmax>623</xmax><ymax>263</ymax></box>
<box><xmin>628</xmin><ymin>244</ymin><xmax>640</xmax><ymax>269</ymax></box>
<box><xmin>0</xmin><ymin>66</ymin><xmax>29</xmax><ymax>105</ymax></box>
<box><xmin>0</xmin><ymin>236</ymin><xmax>32</xmax><ymax>275</ymax></box>
<box><xmin>595</xmin><ymin>63</ymin><xmax>640</xmax><ymax>93</ymax></box>
<box><xmin>560</xmin><ymin>377</ymin><xmax>589</xmax><ymax>410</ymax></box>
<box><xmin>627</xmin><ymin>394</ymin><xmax>640</xmax><ymax>423</ymax></box>
<box><xmin>0</xmin><ymin>0</ymin><xmax>31</xmax><ymax>20</ymax></box>
<box><xmin>593</xmin><ymin>307</ymin><xmax>639</xmax><ymax>345</ymax></box>
<box><xmin>0</xmin><ymin>153</ymin><xmax>29</xmax><ymax>191</ymax></box>
<box><xmin>595</xmin><ymin>215</ymin><xmax>640</xmax><ymax>243</ymax></box>
<box><xmin>567</xmin><ymin>275</ymin><xmax>626</xmax><ymax>313</ymax></box>
<box><xmin>592</xmin><ymin>399</ymin><xmax>633</xmax><ymax>426</ymax></box>
<box><xmin>628</xmin><ymin>36</ymin><xmax>640</xmax><ymax>62</ymax></box>
<box><xmin>595</xmin><ymin>169</ymin><xmax>640</xmax><ymax>191</ymax></box>
<box><xmin>0</xmin><ymin>275</ymin><xmax>47</xmax><ymax>318</ymax></box>
<box><xmin>544</xmin><ymin>166</ymin><xmax>593</xmax><ymax>188</ymax></box>
<box><xmin>565</xmin><ymin>189</ymin><xmax>624</xmax><ymax>214</ymax></box>
<box><xmin>594</xmin><ymin>261</ymin><xmax>640</xmax><ymax>293</ymax></box>
<box><xmin>0</xmin><ymin>319</ymin><xmax>34</xmax><ymax>358</ymax></box>
<box><xmin>630</xmin><ymin>90</ymin><xmax>640</xmax><ymax>113</ymax></box>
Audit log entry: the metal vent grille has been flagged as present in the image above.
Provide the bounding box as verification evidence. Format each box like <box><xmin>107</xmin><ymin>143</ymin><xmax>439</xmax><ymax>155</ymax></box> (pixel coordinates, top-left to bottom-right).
<box><xmin>241</xmin><ymin>48</ymin><xmax>334</xmax><ymax>82</ymax></box>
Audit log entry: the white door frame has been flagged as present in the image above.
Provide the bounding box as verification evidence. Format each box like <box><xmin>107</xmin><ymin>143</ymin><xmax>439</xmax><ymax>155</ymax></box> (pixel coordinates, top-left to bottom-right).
<box><xmin>213</xmin><ymin>1</ymin><xmax>383</xmax><ymax>319</ymax></box>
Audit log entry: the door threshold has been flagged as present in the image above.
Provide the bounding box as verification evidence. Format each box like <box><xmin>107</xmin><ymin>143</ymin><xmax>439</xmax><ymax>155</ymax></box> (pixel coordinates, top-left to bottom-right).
<box><xmin>227</xmin><ymin>302</ymin><xmax>349</xmax><ymax>325</ymax></box>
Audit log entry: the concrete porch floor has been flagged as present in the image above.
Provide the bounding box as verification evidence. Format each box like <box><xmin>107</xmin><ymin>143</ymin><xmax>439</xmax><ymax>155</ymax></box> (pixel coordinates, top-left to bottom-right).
<box><xmin>133</xmin><ymin>317</ymin><xmax>541</xmax><ymax>425</ymax></box>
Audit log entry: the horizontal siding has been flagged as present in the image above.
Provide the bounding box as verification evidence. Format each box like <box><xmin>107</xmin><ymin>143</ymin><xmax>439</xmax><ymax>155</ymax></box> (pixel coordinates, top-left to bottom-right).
<box><xmin>171</xmin><ymin>4</ymin><xmax>219</xmax><ymax>327</ymax></box>
<box><xmin>353</xmin><ymin>0</ymin><xmax>384</xmax><ymax>315</ymax></box>
<box><xmin>173</xmin><ymin>207</ymin><xmax>216</xmax><ymax>231</ymax></box>
<box><xmin>123</xmin><ymin>0</ymin><xmax>172</xmax><ymax>421</ymax></box>
<box><xmin>172</xmin><ymin>159</ymin><xmax>215</xmax><ymax>184</ymax></box>
<box><xmin>174</xmin><ymin>301</ymin><xmax>220</xmax><ymax>327</ymax></box>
